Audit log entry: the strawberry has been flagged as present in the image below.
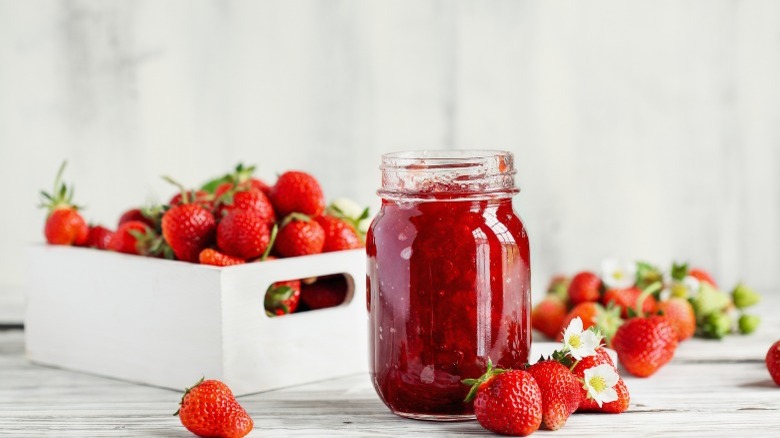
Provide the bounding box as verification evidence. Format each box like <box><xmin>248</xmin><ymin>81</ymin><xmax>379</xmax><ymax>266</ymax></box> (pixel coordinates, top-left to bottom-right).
<box><xmin>39</xmin><ymin>162</ymin><xmax>89</xmax><ymax>246</ymax></box>
<box><xmin>572</xmin><ymin>347</ymin><xmax>630</xmax><ymax>413</ymax></box>
<box><xmin>568</xmin><ymin>271</ymin><xmax>602</xmax><ymax>305</ymax></box>
<box><xmin>556</xmin><ymin>302</ymin><xmax>622</xmax><ymax>344</ymax></box>
<box><xmin>269</xmin><ymin>171</ymin><xmax>325</xmax><ymax>217</ymax></box>
<box><xmin>85</xmin><ymin>225</ymin><xmax>114</xmax><ymax>250</ymax></box>
<box><xmin>162</xmin><ymin>204</ymin><xmax>216</xmax><ymax>262</ymax></box>
<box><xmin>264</xmin><ymin>280</ymin><xmax>302</xmax><ymax>316</ymax></box>
<box><xmin>526</xmin><ymin>359</ymin><xmax>582</xmax><ymax>430</ymax></box>
<box><xmin>300</xmin><ymin>275</ymin><xmax>348</xmax><ymax>310</ymax></box>
<box><xmin>612</xmin><ymin>315</ymin><xmax>678</xmax><ymax>377</ymax></box>
<box><xmin>108</xmin><ymin>221</ymin><xmax>151</xmax><ymax>255</ymax></box>
<box><xmin>215</xmin><ymin>189</ymin><xmax>275</xmax><ymax>225</ymax></box>
<box><xmin>175</xmin><ymin>378</ymin><xmax>253</xmax><ymax>438</ymax></box>
<box><xmin>578</xmin><ymin>376</ymin><xmax>630</xmax><ymax>413</ymax></box>
<box><xmin>199</xmin><ymin>248</ymin><xmax>246</xmax><ymax>266</ymax></box>
<box><xmin>689</xmin><ymin>267</ymin><xmax>717</xmax><ymax>288</ymax></box>
<box><xmin>274</xmin><ymin>214</ymin><xmax>325</xmax><ymax>257</ymax></box>
<box><xmin>464</xmin><ymin>362</ymin><xmax>542</xmax><ymax>436</ymax></box>
<box><xmin>210</xmin><ymin>163</ymin><xmax>271</xmax><ymax>198</ymax></box>
<box><xmin>603</xmin><ymin>287</ymin><xmax>656</xmax><ymax>318</ymax></box>
<box><xmin>169</xmin><ymin>190</ymin><xmax>214</xmax><ymax>210</ymax></box>
<box><xmin>532</xmin><ymin>296</ymin><xmax>567</xmax><ymax>340</ymax></box>
<box><xmin>656</xmin><ymin>297</ymin><xmax>696</xmax><ymax>341</ymax></box>
<box><xmin>118</xmin><ymin>208</ymin><xmax>156</xmax><ymax>229</ymax></box>
<box><xmin>766</xmin><ymin>340</ymin><xmax>780</xmax><ymax>386</ymax></box>
<box><xmin>314</xmin><ymin>215</ymin><xmax>362</xmax><ymax>252</ymax></box>
<box><xmin>216</xmin><ymin>210</ymin><xmax>272</xmax><ymax>260</ymax></box>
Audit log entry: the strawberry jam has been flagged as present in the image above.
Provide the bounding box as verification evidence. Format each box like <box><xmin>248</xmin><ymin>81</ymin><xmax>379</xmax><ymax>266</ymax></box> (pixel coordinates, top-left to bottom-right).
<box><xmin>367</xmin><ymin>151</ymin><xmax>531</xmax><ymax>420</ymax></box>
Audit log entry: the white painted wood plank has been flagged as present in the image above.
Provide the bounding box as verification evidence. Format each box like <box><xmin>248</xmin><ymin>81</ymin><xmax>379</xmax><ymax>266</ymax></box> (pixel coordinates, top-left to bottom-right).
<box><xmin>2</xmin><ymin>293</ymin><xmax>779</xmax><ymax>436</ymax></box>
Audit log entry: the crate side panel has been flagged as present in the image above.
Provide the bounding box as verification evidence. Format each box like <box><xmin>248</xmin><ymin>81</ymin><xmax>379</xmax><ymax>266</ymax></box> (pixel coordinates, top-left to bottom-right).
<box><xmin>25</xmin><ymin>246</ymin><xmax>224</xmax><ymax>390</ymax></box>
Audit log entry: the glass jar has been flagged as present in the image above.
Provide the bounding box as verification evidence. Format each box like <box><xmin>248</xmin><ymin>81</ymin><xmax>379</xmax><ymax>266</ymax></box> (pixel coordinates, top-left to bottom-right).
<box><xmin>366</xmin><ymin>150</ymin><xmax>531</xmax><ymax>421</ymax></box>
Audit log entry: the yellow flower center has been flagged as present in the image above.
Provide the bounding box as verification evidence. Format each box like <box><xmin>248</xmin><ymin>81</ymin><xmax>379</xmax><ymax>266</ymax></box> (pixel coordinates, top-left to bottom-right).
<box><xmin>613</xmin><ymin>271</ymin><xmax>624</xmax><ymax>280</ymax></box>
<box><xmin>589</xmin><ymin>375</ymin><xmax>607</xmax><ymax>393</ymax></box>
<box><xmin>569</xmin><ymin>334</ymin><xmax>581</xmax><ymax>349</ymax></box>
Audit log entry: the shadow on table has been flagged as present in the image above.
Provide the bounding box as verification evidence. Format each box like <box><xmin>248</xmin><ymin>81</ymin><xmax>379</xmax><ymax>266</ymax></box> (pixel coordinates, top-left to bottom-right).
<box><xmin>738</xmin><ymin>379</ymin><xmax>777</xmax><ymax>389</ymax></box>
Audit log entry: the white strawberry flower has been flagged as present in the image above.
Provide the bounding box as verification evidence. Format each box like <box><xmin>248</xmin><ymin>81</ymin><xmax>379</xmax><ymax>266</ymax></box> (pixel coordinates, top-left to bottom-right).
<box><xmin>601</xmin><ymin>258</ymin><xmax>637</xmax><ymax>290</ymax></box>
<box><xmin>583</xmin><ymin>364</ymin><xmax>619</xmax><ymax>407</ymax></box>
<box><xmin>682</xmin><ymin>275</ymin><xmax>701</xmax><ymax>296</ymax></box>
<box><xmin>562</xmin><ymin>317</ymin><xmax>601</xmax><ymax>360</ymax></box>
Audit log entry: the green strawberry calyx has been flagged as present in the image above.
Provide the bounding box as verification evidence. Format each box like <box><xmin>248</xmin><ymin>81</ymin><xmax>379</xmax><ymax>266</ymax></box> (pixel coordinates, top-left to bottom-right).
<box><xmin>39</xmin><ymin>160</ymin><xmax>82</xmax><ymax>213</ymax></box>
<box><xmin>462</xmin><ymin>359</ymin><xmax>507</xmax><ymax>403</ymax></box>
<box><xmin>264</xmin><ymin>283</ymin><xmax>295</xmax><ymax>317</ymax></box>
<box><xmin>174</xmin><ymin>377</ymin><xmax>205</xmax><ymax>416</ymax></box>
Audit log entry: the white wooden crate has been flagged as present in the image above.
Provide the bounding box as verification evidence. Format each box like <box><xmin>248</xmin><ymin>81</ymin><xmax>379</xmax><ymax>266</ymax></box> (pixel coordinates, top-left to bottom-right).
<box><xmin>25</xmin><ymin>245</ymin><xmax>367</xmax><ymax>396</ymax></box>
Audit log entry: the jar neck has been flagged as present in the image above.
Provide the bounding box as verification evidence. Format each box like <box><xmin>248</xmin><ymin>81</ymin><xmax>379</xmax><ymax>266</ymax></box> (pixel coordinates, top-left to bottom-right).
<box><xmin>378</xmin><ymin>150</ymin><xmax>519</xmax><ymax>202</ymax></box>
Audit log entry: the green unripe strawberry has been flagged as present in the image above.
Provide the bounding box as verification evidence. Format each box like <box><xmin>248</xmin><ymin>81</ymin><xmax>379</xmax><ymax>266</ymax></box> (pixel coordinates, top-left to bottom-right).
<box><xmin>700</xmin><ymin>311</ymin><xmax>732</xmax><ymax>339</ymax></box>
<box><xmin>692</xmin><ymin>283</ymin><xmax>730</xmax><ymax>316</ymax></box>
<box><xmin>732</xmin><ymin>283</ymin><xmax>760</xmax><ymax>309</ymax></box>
<box><xmin>738</xmin><ymin>314</ymin><xmax>761</xmax><ymax>334</ymax></box>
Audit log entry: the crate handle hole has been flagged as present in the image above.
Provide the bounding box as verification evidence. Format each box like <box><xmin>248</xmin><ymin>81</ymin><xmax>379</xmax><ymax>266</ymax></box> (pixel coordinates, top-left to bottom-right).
<box><xmin>263</xmin><ymin>273</ymin><xmax>354</xmax><ymax>318</ymax></box>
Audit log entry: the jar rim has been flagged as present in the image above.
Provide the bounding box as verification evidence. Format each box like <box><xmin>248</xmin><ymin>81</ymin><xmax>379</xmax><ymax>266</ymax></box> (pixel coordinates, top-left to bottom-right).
<box><xmin>381</xmin><ymin>149</ymin><xmax>513</xmax><ymax>169</ymax></box>
<box><xmin>378</xmin><ymin>149</ymin><xmax>518</xmax><ymax>201</ymax></box>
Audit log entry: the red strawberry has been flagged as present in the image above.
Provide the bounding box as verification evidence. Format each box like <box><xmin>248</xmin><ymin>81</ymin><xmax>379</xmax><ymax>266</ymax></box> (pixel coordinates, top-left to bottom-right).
<box><xmin>169</xmin><ymin>190</ymin><xmax>214</xmax><ymax>209</ymax></box>
<box><xmin>199</xmin><ymin>248</ymin><xmax>246</xmax><ymax>267</ymax></box>
<box><xmin>175</xmin><ymin>378</ymin><xmax>253</xmax><ymax>438</ymax></box>
<box><xmin>264</xmin><ymin>280</ymin><xmax>302</xmax><ymax>316</ymax></box>
<box><xmin>526</xmin><ymin>360</ymin><xmax>582</xmax><ymax>430</ymax></box>
<box><xmin>603</xmin><ymin>287</ymin><xmax>656</xmax><ymax>318</ymax></box>
<box><xmin>162</xmin><ymin>204</ymin><xmax>216</xmax><ymax>262</ymax></box>
<box><xmin>269</xmin><ymin>171</ymin><xmax>325</xmax><ymax>217</ymax></box>
<box><xmin>45</xmin><ymin>209</ymin><xmax>89</xmax><ymax>246</ymax></box>
<box><xmin>249</xmin><ymin>178</ymin><xmax>271</xmax><ymax>196</ymax></box>
<box><xmin>300</xmin><ymin>275</ymin><xmax>348</xmax><ymax>310</ymax></box>
<box><xmin>215</xmin><ymin>189</ymin><xmax>275</xmax><ymax>225</ymax></box>
<box><xmin>216</xmin><ymin>210</ymin><xmax>272</xmax><ymax>260</ymax></box>
<box><xmin>108</xmin><ymin>221</ymin><xmax>151</xmax><ymax>255</ymax></box>
<box><xmin>767</xmin><ymin>340</ymin><xmax>780</xmax><ymax>386</ymax></box>
<box><xmin>689</xmin><ymin>268</ymin><xmax>717</xmax><ymax>288</ymax></box>
<box><xmin>572</xmin><ymin>347</ymin><xmax>630</xmax><ymax>413</ymax></box>
<box><xmin>274</xmin><ymin>214</ymin><xmax>325</xmax><ymax>257</ymax></box>
<box><xmin>656</xmin><ymin>297</ymin><xmax>696</xmax><ymax>341</ymax></box>
<box><xmin>118</xmin><ymin>208</ymin><xmax>156</xmax><ymax>229</ymax></box>
<box><xmin>612</xmin><ymin>315</ymin><xmax>678</xmax><ymax>377</ymax></box>
<box><xmin>464</xmin><ymin>362</ymin><xmax>542</xmax><ymax>436</ymax></box>
<box><xmin>557</xmin><ymin>302</ymin><xmax>623</xmax><ymax>344</ymax></box>
<box><xmin>578</xmin><ymin>376</ymin><xmax>630</xmax><ymax>413</ymax></box>
<box><xmin>85</xmin><ymin>225</ymin><xmax>114</xmax><ymax>250</ymax></box>
<box><xmin>532</xmin><ymin>296</ymin><xmax>567</xmax><ymax>340</ymax></box>
<box><xmin>39</xmin><ymin>162</ymin><xmax>89</xmax><ymax>246</ymax></box>
<box><xmin>313</xmin><ymin>215</ymin><xmax>362</xmax><ymax>252</ymax></box>
<box><xmin>568</xmin><ymin>271</ymin><xmax>602</xmax><ymax>305</ymax></box>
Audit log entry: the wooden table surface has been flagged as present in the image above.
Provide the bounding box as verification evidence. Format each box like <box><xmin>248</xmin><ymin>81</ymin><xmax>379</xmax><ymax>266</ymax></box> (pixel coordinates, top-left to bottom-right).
<box><xmin>2</xmin><ymin>294</ymin><xmax>780</xmax><ymax>437</ymax></box>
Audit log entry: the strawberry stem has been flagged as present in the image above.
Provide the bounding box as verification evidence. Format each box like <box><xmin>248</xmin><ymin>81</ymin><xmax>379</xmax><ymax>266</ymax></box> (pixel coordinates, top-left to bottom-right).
<box><xmin>260</xmin><ymin>224</ymin><xmax>278</xmax><ymax>260</ymax></box>
<box><xmin>634</xmin><ymin>281</ymin><xmax>662</xmax><ymax>318</ymax></box>
<box><xmin>462</xmin><ymin>358</ymin><xmax>506</xmax><ymax>403</ymax></box>
<box><xmin>162</xmin><ymin>175</ymin><xmax>190</xmax><ymax>204</ymax></box>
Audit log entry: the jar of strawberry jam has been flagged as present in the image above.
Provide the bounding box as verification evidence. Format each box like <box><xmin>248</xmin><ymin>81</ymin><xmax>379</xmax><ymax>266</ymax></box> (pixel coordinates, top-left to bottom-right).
<box><xmin>367</xmin><ymin>150</ymin><xmax>531</xmax><ymax>420</ymax></box>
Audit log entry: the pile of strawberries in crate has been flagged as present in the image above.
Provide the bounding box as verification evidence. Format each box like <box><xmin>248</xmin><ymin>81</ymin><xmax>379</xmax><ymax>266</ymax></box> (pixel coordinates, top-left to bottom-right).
<box><xmin>533</xmin><ymin>259</ymin><xmax>762</xmax><ymax>378</ymax></box>
<box><xmin>39</xmin><ymin>162</ymin><xmax>369</xmax><ymax>317</ymax></box>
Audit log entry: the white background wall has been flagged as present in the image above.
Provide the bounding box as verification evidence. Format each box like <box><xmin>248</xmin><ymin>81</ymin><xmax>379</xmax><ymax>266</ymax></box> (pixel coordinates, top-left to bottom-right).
<box><xmin>1</xmin><ymin>0</ymin><xmax>779</xmax><ymax>322</ymax></box>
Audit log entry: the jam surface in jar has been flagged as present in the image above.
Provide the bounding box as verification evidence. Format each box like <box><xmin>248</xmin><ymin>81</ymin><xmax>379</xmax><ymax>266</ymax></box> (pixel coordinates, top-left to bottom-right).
<box><xmin>367</xmin><ymin>151</ymin><xmax>531</xmax><ymax>420</ymax></box>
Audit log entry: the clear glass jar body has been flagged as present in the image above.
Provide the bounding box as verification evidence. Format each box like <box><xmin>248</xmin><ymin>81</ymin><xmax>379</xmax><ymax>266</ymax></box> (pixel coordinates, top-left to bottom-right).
<box><xmin>366</xmin><ymin>150</ymin><xmax>531</xmax><ymax>421</ymax></box>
